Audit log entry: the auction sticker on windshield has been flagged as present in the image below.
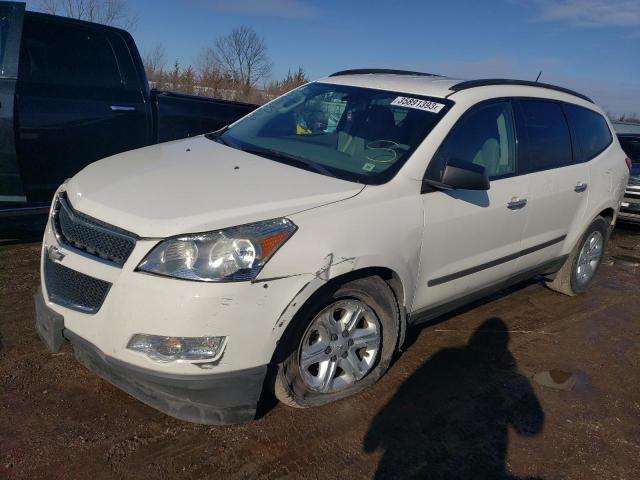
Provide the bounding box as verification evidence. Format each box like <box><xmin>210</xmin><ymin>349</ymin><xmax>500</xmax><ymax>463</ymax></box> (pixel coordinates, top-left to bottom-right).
<box><xmin>391</xmin><ymin>97</ymin><xmax>445</xmax><ymax>113</ymax></box>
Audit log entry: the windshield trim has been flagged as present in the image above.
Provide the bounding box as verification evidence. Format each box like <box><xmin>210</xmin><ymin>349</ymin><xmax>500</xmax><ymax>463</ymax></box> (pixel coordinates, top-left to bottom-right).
<box><xmin>213</xmin><ymin>82</ymin><xmax>455</xmax><ymax>185</ymax></box>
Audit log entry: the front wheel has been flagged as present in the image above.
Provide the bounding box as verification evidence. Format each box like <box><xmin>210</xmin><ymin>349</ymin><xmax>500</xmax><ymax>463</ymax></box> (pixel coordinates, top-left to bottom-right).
<box><xmin>546</xmin><ymin>216</ymin><xmax>609</xmax><ymax>296</ymax></box>
<box><xmin>271</xmin><ymin>276</ymin><xmax>399</xmax><ymax>408</ymax></box>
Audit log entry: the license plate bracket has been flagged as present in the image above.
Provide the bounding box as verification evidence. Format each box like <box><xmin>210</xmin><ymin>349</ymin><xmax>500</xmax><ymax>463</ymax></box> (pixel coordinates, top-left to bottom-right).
<box><xmin>34</xmin><ymin>288</ymin><xmax>65</xmax><ymax>352</ymax></box>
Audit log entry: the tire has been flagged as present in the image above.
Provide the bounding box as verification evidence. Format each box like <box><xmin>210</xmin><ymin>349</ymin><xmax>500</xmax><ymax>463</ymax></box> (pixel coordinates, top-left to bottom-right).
<box><xmin>546</xmin><ymin>216</ymin><xmax>609</xmax><ymax>296</ymax></box>
<box><xmin>270</xmin><ymin>276</ymin><xmax>399</xmax><ymax>408</ymax></box>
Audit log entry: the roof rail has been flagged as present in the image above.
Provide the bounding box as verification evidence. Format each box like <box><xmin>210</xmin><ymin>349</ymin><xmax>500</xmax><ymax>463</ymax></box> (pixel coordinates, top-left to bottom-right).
<box><xmin>329</xmin><ymin>68</ymin><xmax>441</xmax><ymax>78</ymax></box>
<box><xmin>449</xmin><ymin>79</ymin><xmax>593</xmax><ymax>103</ymax></box>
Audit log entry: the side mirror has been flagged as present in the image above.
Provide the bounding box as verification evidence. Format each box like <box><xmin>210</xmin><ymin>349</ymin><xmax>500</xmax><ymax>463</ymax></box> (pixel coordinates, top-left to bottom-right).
<box><xmin>440</xmin><ymin>158</ymin><xmax>490</xmax><ymax>190</ymax></box>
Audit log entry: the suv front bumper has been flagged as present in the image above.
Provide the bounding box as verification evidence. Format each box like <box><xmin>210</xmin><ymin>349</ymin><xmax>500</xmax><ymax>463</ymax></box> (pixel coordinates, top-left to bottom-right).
<box><xmin>35</xmin><ymin>288</ymin><xmax>267</xmax><ymax>424</ymax></box>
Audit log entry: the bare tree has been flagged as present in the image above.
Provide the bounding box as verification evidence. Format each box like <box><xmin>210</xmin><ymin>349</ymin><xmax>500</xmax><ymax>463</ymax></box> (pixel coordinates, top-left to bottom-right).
<box><xmin>213</xmin><ymin>26</ymin><xmax>272</xmax><ymax>98</ymax></box>
<box><xmin>143</xmin><ymin>43</ymin><xmax>167</xmax><ymax>84</ymax></box>
<box><xmin>36</xmin><ymin>0</ymin><xmax>138</xmax><ymax>30</ymax></box>
<box><xmin>266</xmin><ymin>66</ymin><xmax>309</xmax><ymax>98</ymax></box>
<box><xmin>167</xmin><ymin>60</ymin><xmax>181</xmax><ymax>91</ymax></box>
<box><xmin>181</xmin><ymin>66</ymin><xmax>197</xmax><ymax>95</ymax></box>
<box><xmin>618</xmin><ymin>114</ymin><xmax>640</xmax><ymax>124</ymax></box>
<box><xmin>195</xmin><ymin>47</ymin><xmax>232</xmax><ymax>99</ymax></box>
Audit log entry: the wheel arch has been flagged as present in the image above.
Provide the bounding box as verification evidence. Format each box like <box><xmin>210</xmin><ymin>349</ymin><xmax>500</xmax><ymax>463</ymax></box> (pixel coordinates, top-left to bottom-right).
<box><xmin>269</xmin><ymin>266</ymin><xmax>408</xmax><ymax>366</ymax></box>
<box><xmin>597</xmin><ymin>207</ymin><xmax>615</xmax><ymax>225</ymax></box>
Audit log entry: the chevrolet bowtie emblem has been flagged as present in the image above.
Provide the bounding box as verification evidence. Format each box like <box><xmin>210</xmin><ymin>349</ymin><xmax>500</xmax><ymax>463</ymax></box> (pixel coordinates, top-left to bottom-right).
<box><xmin>48</xmin><ymin>245</ymin><xmax>65</xmax><ymax>263</ymax></box>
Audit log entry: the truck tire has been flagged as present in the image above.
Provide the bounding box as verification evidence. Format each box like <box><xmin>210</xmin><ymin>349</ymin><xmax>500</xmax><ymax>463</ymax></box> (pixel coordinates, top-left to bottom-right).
<box><xmin>271</xmin><ymin>276</ymin><xmax>399</xmax><ymax>408</ymax></box>
<box><xmin>546</xmin><ymin>216</ymin><xmax>609</xmax><ymax>296</ymax></box>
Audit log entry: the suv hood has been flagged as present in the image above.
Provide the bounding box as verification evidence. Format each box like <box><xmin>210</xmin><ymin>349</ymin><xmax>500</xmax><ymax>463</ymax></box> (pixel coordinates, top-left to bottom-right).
<box><xmin>65</xmin><ymin>136</ymin><xmax>364</xmax><ymax>238</ymax></box>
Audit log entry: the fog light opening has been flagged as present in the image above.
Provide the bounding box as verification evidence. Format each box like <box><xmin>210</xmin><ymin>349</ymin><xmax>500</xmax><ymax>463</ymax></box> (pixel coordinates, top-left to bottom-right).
<box><xmin>127</xmin><ymin>334</ymin><xmax>227</xmax><ymax>362</ymax></box>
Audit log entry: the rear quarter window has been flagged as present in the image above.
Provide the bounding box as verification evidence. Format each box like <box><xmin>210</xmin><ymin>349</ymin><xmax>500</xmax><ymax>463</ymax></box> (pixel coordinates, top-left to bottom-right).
<box><xmin>619</xmin><ymin>137</ymin><xmax>640</xmax><ymax>163</ymax></box>
<box><xmin>564</xmin><ymin>104</ymin><xmax>612</xmax><ymax>162</ymax></box>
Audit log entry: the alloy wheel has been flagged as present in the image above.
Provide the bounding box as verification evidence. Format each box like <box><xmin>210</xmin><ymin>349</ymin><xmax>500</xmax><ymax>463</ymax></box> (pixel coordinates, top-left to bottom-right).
<box><xmin>299</xmin><ymin>299</ymin><xmax>381</xmax><ymax>393</ymax></box>
<box><xmin>575</xmin><ymin>230</ymin><xmax>604</xmax><ymax>286</ymax></box>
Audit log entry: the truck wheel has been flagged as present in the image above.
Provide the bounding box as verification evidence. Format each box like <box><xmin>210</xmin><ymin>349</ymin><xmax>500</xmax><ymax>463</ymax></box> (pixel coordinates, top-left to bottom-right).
<box><xmin>271</xmin><ymin>276</ymin><xmax>399</xmax><ymax>408</ymax></box>
<box><xmin>546</xmin><ymin>216</ymin><xmax>609</xmax><ymax>296</ymax></box>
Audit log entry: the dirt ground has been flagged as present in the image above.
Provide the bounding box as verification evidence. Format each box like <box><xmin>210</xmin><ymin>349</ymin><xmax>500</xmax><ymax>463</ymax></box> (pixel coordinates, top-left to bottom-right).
<box><xmin>1</xmin><ymin>222</ymin><xmax>639</xmax><ymax>480</ymax></box>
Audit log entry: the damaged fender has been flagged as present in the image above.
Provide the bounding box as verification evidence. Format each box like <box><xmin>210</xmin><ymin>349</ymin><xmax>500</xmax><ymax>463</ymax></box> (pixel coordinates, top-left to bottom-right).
<box><xmin>255</xmin><ymin>180</ymin><xmax>425</xmax><ymax>353</ymax></box>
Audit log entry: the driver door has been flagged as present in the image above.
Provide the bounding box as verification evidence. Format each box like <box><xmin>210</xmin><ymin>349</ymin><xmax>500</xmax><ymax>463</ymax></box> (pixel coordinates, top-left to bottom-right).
<box><xmin>412</xmin><ymin>100</ymin><xmax>531</xmax><ymax>314</ymax></box>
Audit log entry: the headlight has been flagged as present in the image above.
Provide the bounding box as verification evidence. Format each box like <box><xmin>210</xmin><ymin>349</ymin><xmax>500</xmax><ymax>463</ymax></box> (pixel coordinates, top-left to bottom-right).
<box><xmin>127</xmin><ymin>334</ymin><xmax>227</xmax><ymax>362</ymax></box>
<box><xmin>136</xmin><ymin>218</ymin><xmax>296</xmax><ymax>282</ymax></box>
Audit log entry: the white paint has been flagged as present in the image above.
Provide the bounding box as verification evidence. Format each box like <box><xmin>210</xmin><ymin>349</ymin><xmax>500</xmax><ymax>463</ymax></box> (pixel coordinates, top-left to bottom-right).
<box><xmin>39</xmin><ymin>74</ymin><xmax>629</xmax><ymax>396</ymax></box>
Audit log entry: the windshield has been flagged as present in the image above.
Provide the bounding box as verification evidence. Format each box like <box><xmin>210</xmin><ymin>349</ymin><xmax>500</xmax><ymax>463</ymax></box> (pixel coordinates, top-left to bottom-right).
<box><xmin>213</xmin><ymin>82</ymin><xmax>452</xmax><ymax>184</ymax></box>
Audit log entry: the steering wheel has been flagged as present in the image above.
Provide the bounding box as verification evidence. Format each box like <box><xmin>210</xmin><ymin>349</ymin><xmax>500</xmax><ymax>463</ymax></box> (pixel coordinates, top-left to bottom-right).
<box><xmin>365</xmin><ymin>140</ymin><xmax>400</xmax><ymax>163</ymax></box>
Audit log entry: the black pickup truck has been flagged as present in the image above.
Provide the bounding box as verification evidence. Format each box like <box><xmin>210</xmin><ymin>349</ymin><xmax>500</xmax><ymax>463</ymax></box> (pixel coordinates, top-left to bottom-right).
<box><xmin>0</xmin><ymin>2</ymin><xmax>257</xmax><ymax>215</ymax></box>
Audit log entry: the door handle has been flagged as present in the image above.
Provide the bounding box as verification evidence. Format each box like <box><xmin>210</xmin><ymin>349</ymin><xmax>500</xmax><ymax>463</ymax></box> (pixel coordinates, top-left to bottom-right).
<box><xmin>507</xmin><ymin>198</ymin><xmax>527</xmax><ymax>210</ymax></box>
<box><xmin>574</xmin><ymin>182</ymin><xmax>588</xmax><ymax>193</ymax></box>
<box><xmin>110</xmin><ymin>105</ymin><xmax>136</xmax><ymax>112</ymax></box>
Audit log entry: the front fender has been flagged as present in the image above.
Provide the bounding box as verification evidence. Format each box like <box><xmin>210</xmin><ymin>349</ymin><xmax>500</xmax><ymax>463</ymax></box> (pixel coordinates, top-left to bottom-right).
<box><xmin>256</xmin><ymin>182</ymin><xmax>424</xmax><ymax>350</ymax></box>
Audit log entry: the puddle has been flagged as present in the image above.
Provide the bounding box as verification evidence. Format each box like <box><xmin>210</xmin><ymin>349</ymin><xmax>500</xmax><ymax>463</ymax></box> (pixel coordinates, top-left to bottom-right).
<box><xmin>533</xmin><ymin>369</ymin><xmax>591</xmax><ymax>392</ymax></box>
<box><xmin>611</xmin><ymin>255</ymin><xmax>640</xmax><ymax>273</ymax></box>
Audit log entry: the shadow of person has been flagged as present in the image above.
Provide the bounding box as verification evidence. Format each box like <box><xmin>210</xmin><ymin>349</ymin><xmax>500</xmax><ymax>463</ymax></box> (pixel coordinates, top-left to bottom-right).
<box><xmin>364</xmin><ymin>318</ymin><xmax>544</xmax><ymax>480</ymax></box>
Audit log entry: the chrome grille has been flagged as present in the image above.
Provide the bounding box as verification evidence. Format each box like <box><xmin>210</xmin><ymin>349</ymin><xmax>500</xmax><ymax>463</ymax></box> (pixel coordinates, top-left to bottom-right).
<box><xmin>53</xmin><ymin>193</ymin><xmax>137</xmax><ymax>266</ymax></box>
<box><xmin>44</xmin><ymin>255</ymin><xmax>111</xmax><ymax>313</ymax></box>
<box><xmin>628</xmin><ymin>176</ymin><xmax>640</xmax><ymax>187</ymax></box>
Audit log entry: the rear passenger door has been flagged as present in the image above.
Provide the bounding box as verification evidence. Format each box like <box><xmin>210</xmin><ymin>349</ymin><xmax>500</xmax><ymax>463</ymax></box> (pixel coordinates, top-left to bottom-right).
<box><xmin>15</xmin><ymin>14</ymin><xmax>150</xmax><ymax>202</ymax></box>
<box><xmin>514</xmin><ymin>99</ymin><xmax>589</xmax><ymax>273</ymax></box>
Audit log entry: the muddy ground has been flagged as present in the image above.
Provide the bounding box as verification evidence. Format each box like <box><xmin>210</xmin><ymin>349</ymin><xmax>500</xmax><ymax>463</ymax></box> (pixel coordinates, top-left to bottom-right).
<box><xmin>1</xmin><ymin>223</ymin><xmax>639</xmax><ymax>479</ymax></box>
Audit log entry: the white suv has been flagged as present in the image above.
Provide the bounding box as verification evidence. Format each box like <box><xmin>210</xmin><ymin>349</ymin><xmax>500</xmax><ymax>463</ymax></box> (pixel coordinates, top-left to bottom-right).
<box><xmin>35</xmin><ymin>70</ymin><xmax>630</xmax><ymax>424</ymax></box>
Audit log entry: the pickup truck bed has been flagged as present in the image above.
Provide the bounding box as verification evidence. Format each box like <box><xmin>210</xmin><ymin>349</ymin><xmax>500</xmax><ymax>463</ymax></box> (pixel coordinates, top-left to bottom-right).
<box><xmin>0</xmin><ymin>3</ymin><xmax>257</xmax><ymax>211</ymax></box>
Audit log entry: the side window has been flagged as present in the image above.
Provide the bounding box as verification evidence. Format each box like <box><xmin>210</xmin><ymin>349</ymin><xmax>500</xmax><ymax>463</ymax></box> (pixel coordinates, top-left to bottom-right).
<box><xmin>426</xmin><ymin>101</ymin><xmax>517</xmax><ymax>180</ymax></box>
<box><xmin>520</xmin><ymin>100</ymin><xmax>573</xmax><ymax>171</ymax></box>
<box><xmin>19</xmin><ymin>18</ymin><xmax>121</xmax><ymax>88</ymax></box>
<box><xmin>564</xmin><ymin>104</ymin><xmax>612</xmax><ymax>162</ymax></box>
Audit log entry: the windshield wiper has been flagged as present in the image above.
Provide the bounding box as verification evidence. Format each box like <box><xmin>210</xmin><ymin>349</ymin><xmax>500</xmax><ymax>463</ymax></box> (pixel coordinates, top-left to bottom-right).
<box><xmin>205</xmin><ymin>125</ymin><xmax>231</xmax><ymax>146</ymax></box>
<box><xmin>240</xmin><ymin>147</ymin><xmax>336</xmax><ymax>178</ymax></box>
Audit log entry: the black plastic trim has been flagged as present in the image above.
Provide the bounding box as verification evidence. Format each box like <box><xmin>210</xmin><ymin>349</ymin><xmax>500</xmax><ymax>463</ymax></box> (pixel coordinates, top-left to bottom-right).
<box><xmin>428</xmin><ymin>235</ymin><xmax>566</xmax><ymax>287</ymax></box>
<box><xmin>412</xmin><ymin>255</ymin><xmax>568</xmax><ymax>325</ymax></box>
<box><xmin>449</xmin><ymin>79</ymin><xmax>593</xmax><ymax>103</ymax></box>
<box><xmin>329</xmin><ymin>68</ymin><xmax>441</xmax><ymax>78</ymax></box>
<box><xmin>64</xmin><ymin>329</ymin><xmax>267</xmax><ymax>425</ymax></box>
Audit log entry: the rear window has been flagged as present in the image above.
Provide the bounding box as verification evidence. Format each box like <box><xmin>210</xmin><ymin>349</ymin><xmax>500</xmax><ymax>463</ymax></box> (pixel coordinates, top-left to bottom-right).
<box><xmin>564</xmin><ymin>104</ymin><xmax>612</xmax><ymax>162</ymax></box>
<box><xmin>620</xmin><ymin>137</ymin><xmax>640</xmax><ymax>163</ymax></box>
<box><xmin>520</xmin><ymin>100</ymin><xmax>573</xmax><ymax>171</ymax></box>
<box><xmin>19</xmin><ymin>18</ymin><xmax>121</xmax><ymax>88</ymax></box>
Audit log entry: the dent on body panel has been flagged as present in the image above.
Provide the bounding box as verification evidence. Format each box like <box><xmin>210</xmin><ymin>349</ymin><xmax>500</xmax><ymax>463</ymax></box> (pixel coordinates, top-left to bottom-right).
<box><xmin>260</xmin><ymin>187</ymin><xmax>423</xmax><ymax>335</ymax></box>
<box><xmin>266</xmin><ymin>252</ymin><xmax>358</xmax><ymax>331</ymax></box>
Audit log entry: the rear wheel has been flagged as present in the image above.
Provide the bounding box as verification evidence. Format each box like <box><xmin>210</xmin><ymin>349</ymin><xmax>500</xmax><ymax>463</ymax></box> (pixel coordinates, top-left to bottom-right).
<box><xmin>546</xmin><ymin>216</ymin><xmax>609</xmax><ymax>296</ymax></box>
<box><xmin>271</xmin><ymin>276</ymin><xmax>399</xmax><ymax>408</ymax></box>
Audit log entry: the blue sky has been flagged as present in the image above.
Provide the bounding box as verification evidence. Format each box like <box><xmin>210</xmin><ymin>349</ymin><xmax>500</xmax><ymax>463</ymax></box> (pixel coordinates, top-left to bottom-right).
<box><xmin>26</xmin><ymin>0</ymin><xmax>640</xmax><ymax>116</ymax></box>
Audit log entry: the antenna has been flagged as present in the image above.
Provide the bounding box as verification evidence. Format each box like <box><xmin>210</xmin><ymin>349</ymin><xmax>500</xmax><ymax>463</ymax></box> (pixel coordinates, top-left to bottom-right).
<box><xmin>535</xmin><ymin>71</ymin><xmax>542</xmax><ymax>82</ymax></box>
